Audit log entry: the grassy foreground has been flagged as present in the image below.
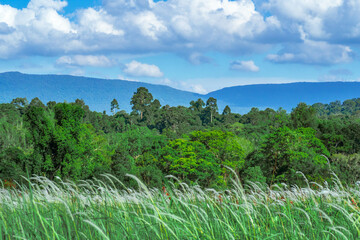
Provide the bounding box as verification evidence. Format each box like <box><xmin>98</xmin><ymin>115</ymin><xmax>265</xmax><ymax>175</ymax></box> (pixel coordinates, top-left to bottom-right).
<box><xmin>1</xmin><ymin>172</ymin><xmax>360</xmax><ymax>239</ymax></box>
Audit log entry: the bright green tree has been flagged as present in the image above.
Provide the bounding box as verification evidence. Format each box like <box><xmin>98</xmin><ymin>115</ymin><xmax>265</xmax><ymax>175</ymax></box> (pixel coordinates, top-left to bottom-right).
<box><xmin>190</xmin><ymin>130</ymin><xmax>245</xmax><ymax>184</ymax></box>
<box><xmin>159</xmin><ymin>139</ymin><xmax>220</xmax><ymax>186</ymax></box>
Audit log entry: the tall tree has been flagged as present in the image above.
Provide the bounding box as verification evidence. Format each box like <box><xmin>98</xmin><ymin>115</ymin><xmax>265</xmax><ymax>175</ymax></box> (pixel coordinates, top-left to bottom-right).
<box><xmin>222</xmin><ymin>105</ymin><xmax>231</xmax><ymax>115</ymax></box>
<box><xmin>205</xmin><ymin>97</ymin><xmax>218</xmax><ymax>124</ymax></box>
<box><xmin>189</xmin><ymin>98</ymin><xmax>205</xmax><ymax>112</ymax></box>
<box><xmin>24</xmin><ymin>106</ymin><xmax>56</xmax><ymax>176</ymax></box>
<box><xmin>11</xmin><ymin>97</ymin><xmax>28</xmax><ymax>108</ymax></box>
<box><xmin>111</xmin><ymin>98</ymin><xmax>120</xmax><ymax>115</ymax></box>
<box><xmin>29</xmin><ymin>97</ymin><xmax>46</xmax><ymax>109</ymax></box>
<box><xmin>291</xmin><ymin>102</ymin><xmax>316</xmax><ymax>129</ymax></box>
<box><xmin>130</xmin><ymin>87</ymin><xmax>153</xmax><ymax>120</ymax></box>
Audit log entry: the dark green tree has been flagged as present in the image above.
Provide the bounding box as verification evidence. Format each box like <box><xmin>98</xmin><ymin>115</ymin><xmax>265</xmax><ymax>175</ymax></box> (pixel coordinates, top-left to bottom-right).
<box><xmin>111</xmin><ymin>98</ymin><xmax>120</xmax><ymax>115</ymax></box>
<box><xmin>291</xmin><ymin>103</ymin><xmax>316</xmax><ymax>129</ymax></box>
<box><xmin>248</xmin><ymin>127</ymin><xmax>330</xmax><ymax>184</ymax></box>
<box><xmin>29</xmin><ymin>97</ymin><xmax>46</xmax><ymax>109</ymax></box>
<box><xmin>189</xmin><ymin>98</ymin><xmax>205</xmax><ymax>112</ymax></box>
<box><xmin>130</xmin><ymin>87</ymin><xmax>153</xmax><ymax>120</ymax></box>
<box><xmin>24</xmin><ymin>106</ymin><xmax>56</xmax><ymax>176</ymax></box>
<box><xmin>11</xmin><ymin>97</ymin><xmax>28</xmax><ymax>108</ymax></box>
<box><xmin>222</xmin><ymin>105</ymin><xmax>231</xmax><ymax>115</ymax></box>
<box><xmin>204</xmin><ymin>97</ymin><xmax>218</xmax><ymax>124</ymax></box>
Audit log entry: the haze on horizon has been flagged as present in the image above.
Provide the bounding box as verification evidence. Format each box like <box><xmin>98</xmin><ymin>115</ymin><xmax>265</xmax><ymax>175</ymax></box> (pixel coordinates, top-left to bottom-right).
<box><xmin>0</xmin><ymin>0</ymin><xmax>359</xmax><ymax>93</ymax></box>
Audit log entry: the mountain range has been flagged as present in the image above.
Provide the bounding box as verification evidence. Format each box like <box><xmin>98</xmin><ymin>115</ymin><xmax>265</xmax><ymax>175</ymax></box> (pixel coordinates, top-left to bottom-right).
<box><xmin>1</xmin><ymin>72</ymin><xmax>360</xmax><ymax>114</ymax></box>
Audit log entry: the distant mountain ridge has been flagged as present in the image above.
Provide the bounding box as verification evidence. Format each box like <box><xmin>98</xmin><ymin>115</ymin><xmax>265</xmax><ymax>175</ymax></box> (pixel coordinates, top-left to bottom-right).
<box><xmin>208</xmin><ymin>82</ymin><xmax>360</xmax><ymax>113</ymax></box>
<box><xmin>0</xmin><ymin>72</ymin><xmax>201</xmax><ymax>113</ymax></box>
<box><xmin>1</xmin><ymin>72</ymin><xmax>360</xmax><ymax>113</ymax></box>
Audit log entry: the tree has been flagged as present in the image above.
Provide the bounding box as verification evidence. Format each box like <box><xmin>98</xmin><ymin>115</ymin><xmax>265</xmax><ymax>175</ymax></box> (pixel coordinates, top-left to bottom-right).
<box><xmin>222</xmin><ymin>105</ymin><xmax>231</xmax><ymax>115</ymax></box>
<box><xmin>130</xmin><ymin>87</ymin><xmax>153</xmax><ymax>120</ymax></box>
<box><xmin>0</xmin><ymin>147</ymin><xmax>28</xmax><ymax>182</ymax></box>
<box><xmin>248</xmin><ymin>127</ymin><xmax>330</xmax><ymax>184</ymax></box>
<box><xmin>111</xmin><ymin>99</ymin><xmax>120</xmax><ymax>115</ymax></box>
<box><xmin>24</xmin><ymin>106</ymin><xmax>56</xmax><ymax>176</ymax></box>
<box><xmin>29</xmin><ymin>97</ymin><xmax>46</xmax><ymax>109</ymax></box>
<box><xmin>190</xmin><ymin>130</ymin><xmax>245</xmax><ymax>185</ymax></box>
<box><xmin>189</xmin><ymin>98</ymin><xmax>205</xmax><ymax>112</ymax></box>
<box><xmin>53</xmin><ymin>103</ymin><xmax>111</xmax><ymax>179</ymax></box>
<box><xmin>204</xmin><ymin>97</ymin><xmax>218</xmax><ymax>124</ymax></box>
<box><xmin>109</xmin><ymin>126</ymin><xmax>166</xmax><ymax>187</ymax></box>
<box><xmin>159</xmin><ymin>139</ymin><xmax>220</xmax><ymax>187</ymax></box>
<box><xmin>46</xmin><ymin>101</ymin><xmax>57</xmax><ymax>110</ymax></box>
<box><xmin>291</xmin><ymin>102</ymin><xmax>316</xmax><ymax>129</ymax></box>
<box><xmin>11</xmin><ymin>97</ymin><xmax>28</xmax><ymax>108</ymax></box>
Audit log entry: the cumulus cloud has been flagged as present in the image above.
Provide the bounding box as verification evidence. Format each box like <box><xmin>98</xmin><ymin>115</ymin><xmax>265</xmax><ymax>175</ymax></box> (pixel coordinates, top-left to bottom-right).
<box><xmin>267</xmin><ymin>27</ymin><xmax>353</xmax><ymax>65</ymax></box>
<box><xmin>0</xmin><ymin>0</ymin><xmax>359</xmax><ymax>66</ymax></box>
<box><xmin>123</xmin><ymin>60</ymin><xmax>163</xmax><ymax>77</ymax></box>
<box><xmin>230</xmin><ymin>60</ymin><xmax>260</xmax><ymax>72</ymax></box>
<box><xmin>56</xmin><ymin>55</ymin><xmax>113</xmax><ymax>67</ymax></box>
<box><xmin>0</xmin><ymin>0</ymin><xmax>272</xmax><ymax>59</ymax></box>
<box><xmin>267</xmin><ymin>40</ymin><xmax>353</xmax><ymax>65</ymax></box>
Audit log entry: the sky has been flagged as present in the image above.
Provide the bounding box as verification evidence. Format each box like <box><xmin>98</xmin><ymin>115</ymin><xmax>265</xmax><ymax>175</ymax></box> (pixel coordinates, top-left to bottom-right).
<box><xmin>0</xmin><ymin>0</ymin><xmax>359</xmax><ymax>94</ymax></box>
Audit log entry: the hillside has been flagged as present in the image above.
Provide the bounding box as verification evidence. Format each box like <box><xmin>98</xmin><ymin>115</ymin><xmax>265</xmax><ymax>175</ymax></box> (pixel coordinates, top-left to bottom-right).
<box><xmin>207</xmin><ymin>82</ymin><xmax>360</xmax><ymax>113</ymax></box>
<box><xmin>0</xmin><ymin>72</ymin><xmax>201</xmax><ymax>113</ymax></box>
<box><xmin>2</xmin><ymin>72</ymin><xmax>360</xmax><ymax>113</ymax></box>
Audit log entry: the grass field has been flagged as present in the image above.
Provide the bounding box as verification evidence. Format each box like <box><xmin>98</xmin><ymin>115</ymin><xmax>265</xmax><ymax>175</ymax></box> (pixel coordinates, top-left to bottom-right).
<box><xmin>1</xmin><ymin>171</ymin><xmax>360</xmax><ymax>239</ymax></box>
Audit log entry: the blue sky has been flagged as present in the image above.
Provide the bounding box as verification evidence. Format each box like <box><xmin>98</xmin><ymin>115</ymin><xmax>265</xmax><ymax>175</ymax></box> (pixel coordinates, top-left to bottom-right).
<box><xmin>0</xmin><ymin>0</ymin><xmax>359</xmax><ymax>93</ymax></box>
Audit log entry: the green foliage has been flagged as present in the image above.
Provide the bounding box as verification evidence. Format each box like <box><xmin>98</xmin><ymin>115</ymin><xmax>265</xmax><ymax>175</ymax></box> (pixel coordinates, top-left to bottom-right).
<box><xmin>130</xmin><ymin>87</ymin><xmax>153</xmax><ymax>120</ymax></box>
<box><xmin>190</xmin><ymin>130</ymin><xmax>245</xmax><ymax>170</ymax></box>
<box><xmin>4</xmin><ymin>88</ymin><xmax>360</xmax><ymax>187</ymax></box>
<box><xmin>0</xmin><ymin>147</ymin><xmax>28</xmax><ymax>182</ymax></box>
<box><xmin>248</xmin><ymin>127</ymin><xmax>330</xmax><ymax>184</ymax></box>
<box><xmin>110</xmin><ymin>98</ymin><xmax>119</xmax><ymax>114</ymax></box>
<box><xmin>29</xmin><ymin>97</ymin><xmax>46</xmax><ymax>109</ymax></box>
<box><xmin>159</xmin><ymin>138</ymin><xmax>220</xmax><ymax>186</ymax></box>
<box><xmin>11</xmin><ymin>97</ymin><xmax>28</xmax><ymax>108</ymax></box>
<box><xmin>24</xmin><ymin>105</ymin><xmax>56</xmax><ymax>176</ymax></box>
<box><xmin>53</xmin><ymin>103</ymin><xmax>111</xmax><ymax>180</ymax></box>
<box><xmin>291</xmin><ymin>102</ymin><xmax>316</xmax><ymax>129</ymax></box>
<box><xmin>109</xmin><ymin>126</ymin><xmax>166</xmax><ymax>187</ymax></box>
<box><xmin>203</xmin><ymin>97</ymin><xmax>218</xmax><ymax>124</ymax></box>
<box><xmin>331</xmin><ymin>153</ymin><xmax>360</xmax><ymax>184</ymax></box>
<box><xmin>243</xmin><ymin>166</ymin><xmax>267</xmax><ymax>183</ymax></box>
<box><xmin>189</xmin><ymin>98</ymin><xmax>205</xmax><ymax>112</ymax></box>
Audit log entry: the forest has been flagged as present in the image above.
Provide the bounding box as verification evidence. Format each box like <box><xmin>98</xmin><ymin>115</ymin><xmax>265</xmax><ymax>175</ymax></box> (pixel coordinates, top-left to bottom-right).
<box><xmin>1</xmin><ymin>86</ymin><xmax>360</xmax><ymax>189</ymax></box>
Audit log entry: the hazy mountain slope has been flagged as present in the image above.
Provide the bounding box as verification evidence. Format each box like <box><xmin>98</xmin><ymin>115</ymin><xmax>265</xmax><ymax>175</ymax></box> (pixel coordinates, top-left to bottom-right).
<box><xmin>1</xmin><ymin>72</ymin><xmax>360</xmax><ymax>113</ymax></box>
<box><xmin>0</xmin><ymin>72</ymin><xmax>201</xmax><ymax>112</ymax></box>
<box><xmin>207</xmin><ymin>82</ymin><xmax>360</xmax><ymax>112</ymax></box>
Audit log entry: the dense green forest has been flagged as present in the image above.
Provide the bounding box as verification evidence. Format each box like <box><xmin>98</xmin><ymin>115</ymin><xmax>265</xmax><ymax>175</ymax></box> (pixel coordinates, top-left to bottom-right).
<box><xmin>2</xmin><ymin>87</ymin><xmax>360</xmax><ymax>188</ymax></box>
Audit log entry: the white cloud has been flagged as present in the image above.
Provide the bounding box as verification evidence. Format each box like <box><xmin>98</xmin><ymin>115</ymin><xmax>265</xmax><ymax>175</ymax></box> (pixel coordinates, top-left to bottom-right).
<box><xmin>0</xmin><ymin>0</ymin><xmax>359</xmax><ymax>67</ymax></box>
<box><xmin>27</xmin><ymin>0</ymin><xmax>68</xmax><ymax>11</ymax></box>
<box><xmin>56</xmin><ymin>55</ymin><xmax>113</xmax><ymax>67</ymax></box>
<box><xmin>267</xmin><ymin>35</ymin><xmax>353</xmax><ymax>65</ymax></box>
<box><xmin>77</xmin><ymin>8</ymin><xmax>123</xmax><ymax>36</ymax></box>
<box><xmin>0</xmin><ymin>0</ymin><xmax>271</xmax><ymax>59</ymax></box>
<box><xmin>123</xmin><ymin>60</ymin><xmax>163</xmax><ymax>78</ymax></box>
<box><xmin>230</xmin><ymin>60</ymin><xmax>260</xmax><ymax>72</ymax></box>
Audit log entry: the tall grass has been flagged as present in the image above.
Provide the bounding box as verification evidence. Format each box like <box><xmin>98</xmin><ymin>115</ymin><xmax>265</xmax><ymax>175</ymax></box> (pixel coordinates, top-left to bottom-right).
<box><xmin>1</xmin><ymin>172</ymin><xmax>360</xmax><ymax>239</ymax></box>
